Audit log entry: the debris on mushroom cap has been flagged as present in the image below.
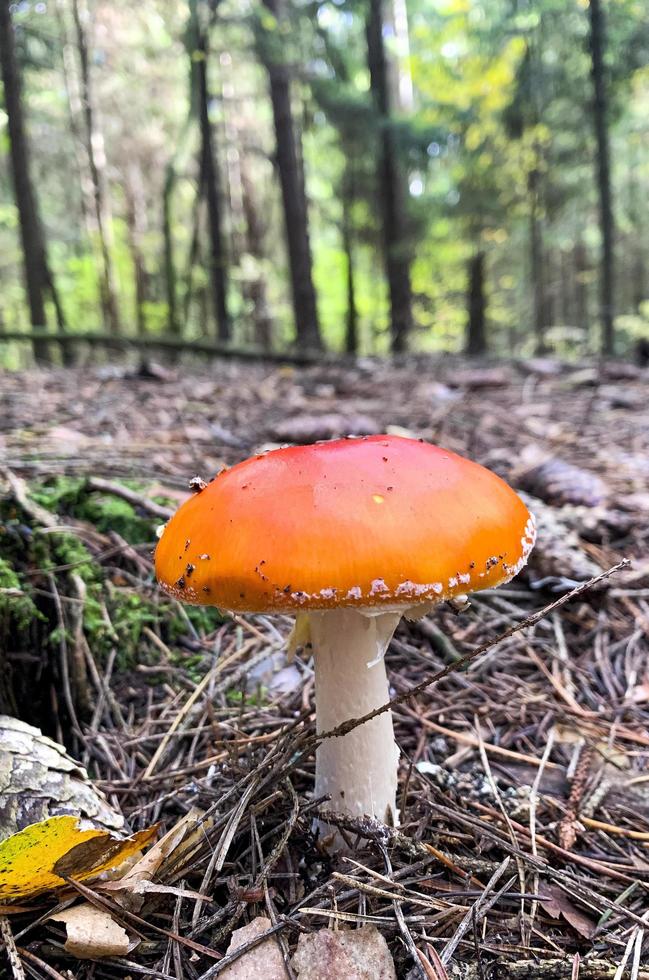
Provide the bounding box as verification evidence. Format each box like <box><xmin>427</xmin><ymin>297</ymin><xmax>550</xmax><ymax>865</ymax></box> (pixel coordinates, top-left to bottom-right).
<box><xmin>154</xmin><ymin>435</ymin><xmax>535</xmax><ymax>613</ymax></box>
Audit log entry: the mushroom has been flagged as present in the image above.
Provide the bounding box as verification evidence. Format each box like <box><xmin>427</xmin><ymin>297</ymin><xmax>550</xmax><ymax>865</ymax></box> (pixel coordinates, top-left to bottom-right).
<box><xmin>154</xmin><ymin>435</ymin><xmax>535</xmax><ymax>841</ymax></box>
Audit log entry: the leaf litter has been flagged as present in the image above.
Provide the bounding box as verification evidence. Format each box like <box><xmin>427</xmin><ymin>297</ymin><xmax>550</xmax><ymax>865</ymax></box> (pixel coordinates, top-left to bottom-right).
<box><xmin>0</xmin><ymin>356</ymin><xmax>648</xmax><ymax>978</ymax></box>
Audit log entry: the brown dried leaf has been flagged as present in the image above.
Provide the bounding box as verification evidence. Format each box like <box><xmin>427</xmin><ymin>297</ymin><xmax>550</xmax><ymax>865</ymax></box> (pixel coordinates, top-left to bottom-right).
<box><xmin>49</xmin><ymin>904</ymin><xmax>131</xmax><ymax>959</ymax></box>
<box><xmin>99</xmin><ymin>807</ymin><xmax>209</xmax><ymax>912</ymax></box>
<box><xmin>538</xmin><ymin>885</ymin><xmax>596</xmax><ymax>939</ymax></box>
<box><xmin>292</xmin><ymin>926</ymin><xmax>397</xmax><ymax>979</ymax></box>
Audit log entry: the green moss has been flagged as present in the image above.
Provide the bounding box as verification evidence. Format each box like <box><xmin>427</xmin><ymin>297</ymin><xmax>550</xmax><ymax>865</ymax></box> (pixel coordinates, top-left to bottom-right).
<box><xmin>79</xmin><ymin>494</ymin><xmax>153</xmax><ymax>544</ymax></box>
<box><xmin>0</xmin><ymin>557</ymin><xmax>42</xmax><ymax>628</ymax></box>
<box><xmin>30</xmin><ymin>475</ymin><xmax>85</xmax><ymax>512</ymax></box>
<box><xmin>225</xmin><ymin>688</ymin><xmax>267</xmax><ymax>708</ymax></box>
<box><xmin>45</xmin><ymin>532</ymin><xmax>99</xmax><ymax>583</ymax></box>
<box><xmin>31</xmin><ymin>476</ymin><xmax>157</xmax><ymax>544</ymax></box>
<box><xmin>106</xmin><ymin>586</ymin><xmax>158</xmax><ymax>667</ymax></box>
<box><xmin>1</xmin><ymin>474</ymin><xmax>229</xmax><ymax>712</ymax></box>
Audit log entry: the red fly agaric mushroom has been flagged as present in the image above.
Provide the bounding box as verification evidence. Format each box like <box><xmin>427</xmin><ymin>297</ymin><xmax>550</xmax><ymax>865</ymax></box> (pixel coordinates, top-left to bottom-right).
<box><xmin>155</xmin><ymin>435</ymin><xmax>535</xmax><ymax>838</ymax></box>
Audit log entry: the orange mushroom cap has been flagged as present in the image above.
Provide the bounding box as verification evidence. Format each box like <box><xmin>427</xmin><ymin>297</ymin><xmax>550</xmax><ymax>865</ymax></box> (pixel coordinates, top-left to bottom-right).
<box><xmin>154</xmin><ymin>435</ymin><xmax>535</xmax><ymax>613</ymax></box>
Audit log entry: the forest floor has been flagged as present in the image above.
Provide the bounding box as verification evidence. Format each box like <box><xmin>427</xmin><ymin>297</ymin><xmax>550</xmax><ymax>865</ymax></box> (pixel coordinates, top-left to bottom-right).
<box><xmin>1</xmin><ymin>355</ymin><xmax>649</xmax><ymax>979</ymax></box>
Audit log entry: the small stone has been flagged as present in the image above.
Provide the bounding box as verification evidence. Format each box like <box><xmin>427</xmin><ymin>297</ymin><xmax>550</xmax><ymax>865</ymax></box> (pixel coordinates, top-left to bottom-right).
<box><xmin>219</xmin><ymin>917</ymin><xmax>287</xmax><ymax>980</ymax></box>
<box><xmin>292</xmin><ymin>926</ymin><xmax>396</xmax><ymax>979</ymax></box>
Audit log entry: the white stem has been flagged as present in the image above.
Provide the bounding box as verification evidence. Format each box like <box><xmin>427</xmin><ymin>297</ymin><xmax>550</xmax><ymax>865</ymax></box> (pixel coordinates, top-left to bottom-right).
<box><xmin>309</xmin><ymin>608</ymin><xmax>401</xmax><ymax>841</ymax></box>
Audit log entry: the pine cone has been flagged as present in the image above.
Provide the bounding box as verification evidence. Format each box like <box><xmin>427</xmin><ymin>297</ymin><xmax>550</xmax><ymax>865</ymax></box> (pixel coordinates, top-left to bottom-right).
<box><xmin>520</xmin><ymin>494</ymin><xmax>608</xmax><ymax>592</ymax></box>
<box><xmin>517</xmin><ymin>457</ymin><xmax>607</xmax><ymax>508</ymax></box>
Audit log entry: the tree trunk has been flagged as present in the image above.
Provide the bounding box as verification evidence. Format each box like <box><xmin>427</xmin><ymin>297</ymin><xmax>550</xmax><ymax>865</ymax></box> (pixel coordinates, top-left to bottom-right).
<box><xmin>0</xmin><ymin>0</ymin><xmax>52</xmax><ymax>362</ymax></box>
<box><xmin>465</xmin><ymin>250</ymin><xmax>487</xmax><ymax>356</ymax></box>
<box><xmin>559</xmin><ymin>248</ymin><xmax>572</xmax><ymax>326</ymax></box>
<box><xmin>55</xmin><ymin>0</ymin><xmax>94</xmax><ymax>236</ymax></box>
<box><xmin>163</xmin><ymin>0</ymin><xmax>203</xmax><ymax>338</ymax></box>
<box><xmin>341</xmin><ymin>165</ymin><xmax>358</xmax><ymax>355</ymax></box>
<box><xmin>588</xmin><ymin>0</ymin><xmax>615</xmax><ymax>356</ymax></box>
<box><xmin>240</xmin><ymin>163</ymin><xmax>273</xmax><ymax>350</ymax></box>
<box><xmin>528</xmin><ymin>166</ymin><xmax>549</xmax><ymax>354</ymax></box>
<box><xmin>125</xmin><ymin>166</ymin><xmax>149</xmax><ymax>336</ymax></box>
<box><xmin>258</xmin><ymin>0</ymin><xmax>322</xmax><ymax>351</ymax></box>
<box><xmin>162</xmin><ymin>169</ymin><xmax>180</xmax><ymax>335</ymax></box>
<box><xmin>182</xmin><ymin>165</ymin><xmax>205</xmax><ymax>329</ymax></box>
<box><xmin>573</xmin><ymin>241</ymin><xmax>589</xmax><ymax>335</ymax></box>
<box><xmin>72</xmin><ymin>0</ymin><xmax>121</xmax><ymax>334</ymax></box>
<box><xmin>196</xmin><ymin>27</ymin><xmax>231</xmax><ymax>342</ymax></box>
<box><xmin>626</xmin><ymin>161</ymin><xmax>645</xmax><ymax>313</ymax></box>
<box><xmin>366</xmin><ymin>0</ymin><xmax>413</xmax><ymax>354</ymax></box>
<box><xmin>632</xmin><ymin>245</ymin><xmax>645</xmax><ymax>313</ymax></box>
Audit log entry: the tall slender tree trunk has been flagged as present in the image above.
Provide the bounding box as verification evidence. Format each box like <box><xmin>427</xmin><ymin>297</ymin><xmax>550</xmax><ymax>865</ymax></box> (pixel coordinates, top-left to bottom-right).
<box><xmin>225</xmin><ymin>55</ymin><xmax>273</xmax><ymax>350</ymax></box>
<box><xmin>632</xmin><ymin>244</ymin><xmax>645</xmax><ymax>313</ymax></box>
<box><xmin>240</xmin><ymin>163</ymin><xmax>273</xmax><ymax>350</ymax></box>
<box><xmin>162</xmin><ymin>171</ymin><xmax>180</xmax><ymax>335</ymax></box>
<box><xmin>559</xmin><ymin>248</ymin><xmax>572</xmax><ymax>325</ymax></box>
<box><xmin>626</xmin><ymin>154</ymin><xmax>644</xmax><ymax>313</ymax></box>
<box><xmin>528</xmin><ymin>165</ymin><xmax>549</xmax><ymax>353</ymax></box>
<box><xmin>55</xmin><ymin>0</ymin><xmax>94</xmax><ymax>235</ymax></box>
<box><xmin>588</xmin><ymin>0</ymin><xmax>615</xmax><ymax>356</ymax></box>
<box><xmin>196</xmin><ymin>27</ymin><xmax>230</xmax><ymax>342</ymax></box>
<box><xmin>72</xmin><ymin>0</ymin><xmax>121</xmax><ymax>334</ymax></box>
<box><xmin>258</xmin><ymin>0</ymin><xmax>322</xmax><ymax>351</ymax></box>
<box><xmin>465</xmin><ymin>250</ymin><xmax>487</xmax><ymax>356</ymax></box>
<box><xmin>163</xmin><ymin>0</ymin><xmax>202</xmax><ymax>338</ymax></box>
<box><xmin>573</xmin><ymin>241</ymin><xmax>589</xmax><ymax>335</ymax></box>
<box><xmin>341</xmin><ymin>165</ymin><xmax>358</xmax><ymax>355</ymax></box>
<box><xmin>182</xmin><ymin>164</ymin><xmax>205</xmax><ymax>328</ymax></box>
<box><xmin>0</xmin><ymin>0</ymin><xmax>55</xmax><ymax>363</ymax></box>
<box><xmin>218</xmin><ymin>58</ymin><xmax>246</xmax><ymax>280</ymax></box>
<box><xmin>125</xmin><ymin>166</ymin><xmax>149</xmax><ymax>336</ymax></box>
<box><xmin>366</xmin><ymin>0</ymin><xmax>413</xmax><ymax>354</ymax></box>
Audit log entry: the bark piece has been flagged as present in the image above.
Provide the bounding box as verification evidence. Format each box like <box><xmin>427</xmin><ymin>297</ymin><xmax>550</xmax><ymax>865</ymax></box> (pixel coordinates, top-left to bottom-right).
<box><xmin>0</xmin><ymin>716</ymin><xmax>124</xmax><ymax>841</ymax></box>
<box><xmin>292</xmin><ymin>926</ymin><xmax>397</xmax><ymax>979</ymax></box>
<box><xmin>219</xmin><ymin>916</ymin><xmax>288</xmax><ymax>979</ymax></box>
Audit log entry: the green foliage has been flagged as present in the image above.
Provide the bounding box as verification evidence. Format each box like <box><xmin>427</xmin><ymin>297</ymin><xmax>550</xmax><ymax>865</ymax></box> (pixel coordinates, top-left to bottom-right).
<box><xmin>1</xmin><ymin>0</ymin><xmax>648</xmax><ymax>356</ymax></box>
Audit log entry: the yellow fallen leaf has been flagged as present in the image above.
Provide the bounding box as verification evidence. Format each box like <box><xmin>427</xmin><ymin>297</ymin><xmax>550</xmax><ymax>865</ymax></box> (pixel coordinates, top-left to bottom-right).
<box><xmin>50</xmin><ymin>904</ymin><xmax>131</xmax><ymax>959</ymax></box>
<box><xmin>0</xmin><ymin>816</ymin><xmax>158</xmax><ymax>901</ymax></box>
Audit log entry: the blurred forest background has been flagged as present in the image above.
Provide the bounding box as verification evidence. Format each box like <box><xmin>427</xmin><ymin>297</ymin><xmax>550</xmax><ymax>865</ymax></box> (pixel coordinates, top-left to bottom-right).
<box><xmin>1</xmin><ymin>0</ymin><xmax>649</xmax><ymax>366</ymax></box>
